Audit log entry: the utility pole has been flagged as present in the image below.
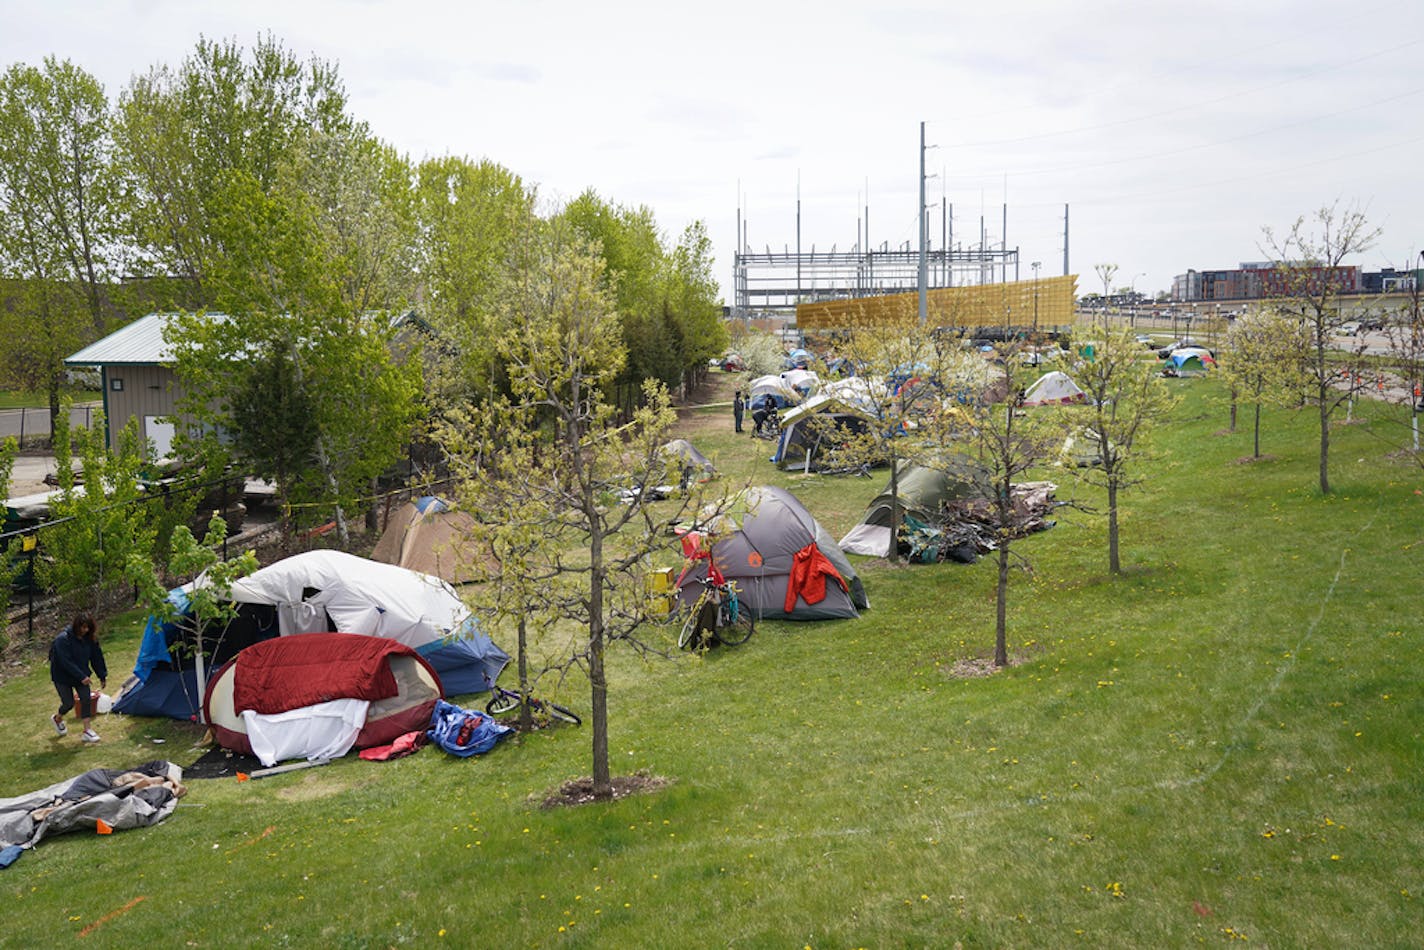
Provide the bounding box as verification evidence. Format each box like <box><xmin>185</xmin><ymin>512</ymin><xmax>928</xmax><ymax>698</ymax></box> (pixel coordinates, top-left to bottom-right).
<box><xmin>918</xmin><ymin>121</ymin><xmax>928</xmax><ymax>325</ymax></box>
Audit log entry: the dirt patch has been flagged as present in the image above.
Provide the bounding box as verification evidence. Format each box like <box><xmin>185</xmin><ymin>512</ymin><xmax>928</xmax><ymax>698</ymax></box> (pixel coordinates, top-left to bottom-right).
<box><xmin>1232</xmin><ymin>454</ymin><xmax>1277</xmax><ymax>465</ymax></box>
<box><xmin>538</xmin><ymin>770</ymin><xmax>671</xmax><ymax>809</ymax></box>
<box><xmin>939</xmin><ymin>642</ymin><xmax>1044</xmax><ymax>679</ymax></box>
<box><xmin>672</xmin><ymin>371</ymin><xmax>740</xmax><ymax>441</ymax></box>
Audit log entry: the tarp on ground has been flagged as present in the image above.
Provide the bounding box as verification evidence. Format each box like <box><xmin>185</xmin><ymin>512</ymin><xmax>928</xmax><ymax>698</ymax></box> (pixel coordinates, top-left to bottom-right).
<box><xmin>371</xmin><ymin>496</ymin><xmax>478</xmax><ymax>584</ymax></box>
<box><xmin>0</xmin><ymin>761</ymin><xmax>185</xmax><ymax>862</ymax></box>
<box><xmin>678</xmin><ymin>486</ymin><xmax>868</xmax><ymax>621</ymax></box>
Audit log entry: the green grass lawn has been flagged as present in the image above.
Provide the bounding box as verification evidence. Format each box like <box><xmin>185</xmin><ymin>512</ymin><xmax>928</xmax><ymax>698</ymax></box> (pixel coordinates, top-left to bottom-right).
<box><xmin>2</xmin><ymin>375</ymin><xmax>1421</xmax><ymax>946</ymax></box>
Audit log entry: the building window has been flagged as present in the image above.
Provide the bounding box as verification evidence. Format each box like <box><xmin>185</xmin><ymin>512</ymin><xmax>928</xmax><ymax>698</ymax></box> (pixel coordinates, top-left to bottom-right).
<box><xmin>110</xmin><ymin>378</ymin><xmax>124</xmax><ymax>391</ymax></box>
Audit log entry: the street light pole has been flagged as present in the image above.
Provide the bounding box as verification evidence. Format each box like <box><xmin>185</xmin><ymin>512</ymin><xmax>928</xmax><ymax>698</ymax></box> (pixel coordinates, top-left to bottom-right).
<box><xmin>1032</xmin><ymin>260</ymin><xmax>1041</xmax><ymax>334</ymax></box>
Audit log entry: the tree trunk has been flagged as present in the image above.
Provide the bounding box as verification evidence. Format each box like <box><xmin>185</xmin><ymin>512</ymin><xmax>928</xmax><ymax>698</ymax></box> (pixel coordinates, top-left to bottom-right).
<box><xmin>589</xmin><ymin>540</ymin><xmax>611</xmax><ymax>799</ymax></box>
<box><xmin>1253</xmin><ymin>402</ymin><xmax>1261</xmax><ymax>458</ymax></box>
<box><xmin>1228</xmin><ymin>385</ymin><xmax>1238</xmax><ymax>432</ymax></box>
<box><xmin>1318</xmin><ymin>392</ymin><xmax>1331</xmax><ymax>494</ymax></box>
<box><xmin>1107</xmin><ymin>480</ymin><xmax>1121</xmax><ymax>575</ymax></box>
<box><xmin>994</xmin><ymin>541</ymin><xmax>1010</xmax><ymax>667</ymax></box>
<box><xmin>887</xmin><ymin>452</ymin><xmax>901</xmax><ymax>565</ymax></box>
<box><xmin>516</xmin><ymin>615</ymin><xmax>533</xmax><ymax>733</ymax></box>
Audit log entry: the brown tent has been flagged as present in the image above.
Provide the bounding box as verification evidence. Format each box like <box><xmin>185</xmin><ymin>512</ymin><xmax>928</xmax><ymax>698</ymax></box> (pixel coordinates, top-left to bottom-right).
<box><xmin>371</xmin><ymin>497</ymin><xmax>479</xmax><ymax>584</ymax></box>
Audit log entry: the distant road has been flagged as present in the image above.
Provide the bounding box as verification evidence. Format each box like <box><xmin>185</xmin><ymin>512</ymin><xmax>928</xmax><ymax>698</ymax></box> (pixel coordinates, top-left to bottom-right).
<box><xmin>0</xmin><ymin>403</ymin><xmax>101</xmax><ymax>444</ymax></box>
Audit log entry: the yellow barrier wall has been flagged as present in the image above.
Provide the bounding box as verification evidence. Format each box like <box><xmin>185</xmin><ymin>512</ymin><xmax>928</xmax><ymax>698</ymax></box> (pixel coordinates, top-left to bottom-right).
<box><xmin>796</xmin><ymin>274</ymin><xmax>1079</xmax><ymax>330</ymax></box>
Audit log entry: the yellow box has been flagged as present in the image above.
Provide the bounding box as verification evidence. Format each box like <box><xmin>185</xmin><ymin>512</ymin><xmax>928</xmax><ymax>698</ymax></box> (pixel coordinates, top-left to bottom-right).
<box><xmin>647</xmin><ymin>593</ymin><xmax>676</xmax><ymax>617</ymax></box>
<box><xmin>644</xmin><ymin>567</ymin><xmax>675</xmax><ymax>593</ymax></box>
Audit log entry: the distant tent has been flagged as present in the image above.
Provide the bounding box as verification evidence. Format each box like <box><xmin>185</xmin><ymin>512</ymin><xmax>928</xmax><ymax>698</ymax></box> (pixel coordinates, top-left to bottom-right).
<box><xmin>773</xmin><ymin>392</ymin><xmax>874</xmax><ymax>473</ymax></box>
<box><xmin>785</xmin><ymin>348</ymin><xmax>812</xmax><ymax>369</ymax></box>
<box><xmin>371</xmin><ymin>496</ymin><xmax>478</xmax><ymax>584</ymax></box>
<box><xmin>840</xmin><ymin>458</ymin><xmax>992</xmax><ymax>557</ymax></box>
<box><xmin>660</xmin><ymin>439</ymin><xmax>718</xmax><ymax>482</ymax></box>
<box><xmin>678</xmin><ymin>486</ymin><xmax>868</xmax><ymax>621</ymax></box>
<box><xmin>1059</xmin><ymin>427</ymin><xmax>1110</xmax><ymax>468</ymax></box>
<box><xmin>1022</xmin><ymin>370</ymin><xmax>1086</xmax><ymax>406</ymax></box>
<box><xmin>748</xmin><ymin>374</ymin><xmax>800</xmax><ymax>409</ymax></box>
<box><xmin>113</xmin><ymin>551</ymin><xmax>508</xmax><ymax>721</ymax></box>
<box><xmin>780</xmin><ymin>369</ymin><xmax>820</xmax><ymax>398</ymax></box>
<box><xmin>1169</xmin><ymin>351</ymin><xmax>1214</xmax><ymax>373</ymax></box>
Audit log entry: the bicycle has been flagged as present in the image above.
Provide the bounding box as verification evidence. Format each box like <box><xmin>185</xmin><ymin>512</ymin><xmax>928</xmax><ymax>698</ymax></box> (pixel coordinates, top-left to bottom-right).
<box><xmin>485</xmin><ymin>684</ymin><xmax>582</xmax><ymax>725</ymax></box>
<box><xmin>677</xmin><ymin>574</ymin><xmax>756</xmax><ymax>650</ymax></box>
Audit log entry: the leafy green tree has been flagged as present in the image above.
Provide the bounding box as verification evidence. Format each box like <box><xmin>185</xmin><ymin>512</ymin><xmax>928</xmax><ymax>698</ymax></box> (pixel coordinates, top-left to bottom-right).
<box><xmin>809</xmin><ymin>307</ymin><xmax>952</xmax><ymax>564</ymax></box>
<box><xmin>1220</xmin><ymin>307</ymin><xmax>1308</xmax><ymax>459</ymax></box>
<box><xmin>0</xmin><ymin>57</ymin><xmax>119</xmax><ymax>426</ymax></box>
<box><xmin>560</xmin><ymin>192</ymin><xmax>726</xmax><ymax>405</ymax></box>
<box><xmin>114</xmin><ymin>34</ymin><xmax>351</xmax><ymax>308</ymax></box>
<box><xmin>1066</xmin><ymin>328</ymin><xmax>1178</xmax><ymax>574</ymax></box>
<box><xmin>413</xmin><ymin>155</ymin><xmax>536</xmax><ymax>401</ymax></box>
<box><xmin>41</xmin><ymin>407</ymin><xmax>155</xmax><ymax>611</ymax></box>
<box><xmin>126</xmin><ymin>514</ymin><xmax>258</xmax><ymax>717</ymax></box>
<box><xmin>1261</xmin><ymin>202</ymin><xmax>1379</xmax><ymax>493</ymax></box>
<box><xmin>136</xmin><ymin>47</ymin><xmax>423</xmax><ymax>545</ymax></box>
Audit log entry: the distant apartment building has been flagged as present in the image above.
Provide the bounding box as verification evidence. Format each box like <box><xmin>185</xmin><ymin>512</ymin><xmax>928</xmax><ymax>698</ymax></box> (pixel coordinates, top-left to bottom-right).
<box><xmin>1172</xmin><ymin>262</ymin><xmax>1365</xmax><ymax>301</ymax></box>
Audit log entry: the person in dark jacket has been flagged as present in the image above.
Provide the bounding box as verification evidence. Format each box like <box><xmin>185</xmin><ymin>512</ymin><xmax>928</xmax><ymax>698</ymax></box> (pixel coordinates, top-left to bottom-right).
<box><xmin>49</xmin><ymin>613</ymin><xmax>106</xmax><ymax>743</ymax></box>
<box><xmin>732</xmin><ymin>390</ymin><xmax>745</xmax><ymax>433</ymax></box>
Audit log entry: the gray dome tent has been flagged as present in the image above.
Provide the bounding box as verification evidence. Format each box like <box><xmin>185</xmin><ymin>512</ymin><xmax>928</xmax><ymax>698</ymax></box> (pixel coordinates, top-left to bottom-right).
<box><xmin>680</xmin><ymin>486</ymin><xmax>868</xmax><ymax>621</ymax></box>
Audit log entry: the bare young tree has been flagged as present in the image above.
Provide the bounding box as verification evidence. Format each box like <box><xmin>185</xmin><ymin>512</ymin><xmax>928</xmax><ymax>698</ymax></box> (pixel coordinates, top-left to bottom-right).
<box><xmin>1067</xmin><ymin>328</ymin><xmax>1178</xmax><ymax>574</ymax></box>
<box><xmin>1261</xmin><ymin>203</ymin><xmax>1380</xmax><ymax>493</ymax></box>
<box><xmin>941</xmin><ymin>341</ymin><xmax>1064</xmax><ymax>666</ymax></box>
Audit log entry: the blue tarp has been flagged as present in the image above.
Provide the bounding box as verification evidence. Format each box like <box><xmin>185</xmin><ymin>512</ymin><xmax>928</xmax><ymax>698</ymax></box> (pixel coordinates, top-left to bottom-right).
<box><xmin>427</xmin><ymin>699</ymin><xmax>511</xmax><ymax>757</ymax></box>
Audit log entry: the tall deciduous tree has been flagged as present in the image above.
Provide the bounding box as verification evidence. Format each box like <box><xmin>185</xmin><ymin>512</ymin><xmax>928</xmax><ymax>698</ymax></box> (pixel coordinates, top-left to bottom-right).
<box><xmin>115</xmin><ymin>34</ymin><xmax>351</xmax><ymax>308</ymax></box>
<box><xmin>413</xmin><ymin>155</ymin><xmax>536</xmax><ymax>401</ymax></box>
<box><xmin>1261</xmin><ymin>203</ymin><xmax>1379</xmax><ymax>494</ymax></box>
<box><xmin>0</xmin><ymin>57</ymin><xmax>119</xmax><ymax>426</ymax></box>
<box><xmin>1067</xmin><ymin>328</ymin><xmax>1178</xmax><ymax>574</ymax></box>
<box><xmin>809</xmin><ymin>307</ymin><xmax>959</xmax><ymax>564</ymax></box>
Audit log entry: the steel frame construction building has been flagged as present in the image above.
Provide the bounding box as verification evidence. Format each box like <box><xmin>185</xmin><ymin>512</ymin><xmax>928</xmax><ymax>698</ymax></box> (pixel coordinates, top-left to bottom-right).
<box><xmin>731</xmin><ymin>245</ymin><xmax>1023</xmax><ymax>321</ymax></box>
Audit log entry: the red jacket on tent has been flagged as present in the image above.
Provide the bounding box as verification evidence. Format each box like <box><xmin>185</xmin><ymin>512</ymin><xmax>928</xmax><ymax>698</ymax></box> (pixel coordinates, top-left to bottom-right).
<box><xmin>785</xmin><ymin>543</ymin><xmax>848</xmax><ymax>612</ymax></box>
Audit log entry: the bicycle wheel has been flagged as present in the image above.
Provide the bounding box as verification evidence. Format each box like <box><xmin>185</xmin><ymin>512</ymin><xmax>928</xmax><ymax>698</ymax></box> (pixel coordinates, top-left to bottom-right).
<box><xmin>677</xmin><ymin>594</ymin><xmax>707</xmax><ymax>649</ymax></box>
<box><xmin>541</xmin><ymin>701</ymin><xmax>582</xmax><ymax>726</ymax></box>
<box><xmin>715</xmin><ymin>601</ymin><xmax>755</xmax><ymax>646</ymax></box>
<box><xmin>486</xmin><ymin>688</ymin><xmax>523</xmax><ymax>716</ymax></box>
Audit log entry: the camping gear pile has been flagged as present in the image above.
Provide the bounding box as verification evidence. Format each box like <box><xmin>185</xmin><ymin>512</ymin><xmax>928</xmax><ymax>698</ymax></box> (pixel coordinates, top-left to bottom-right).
<box><xmin>905</xmin><ymin>482</ymin><xmax>1060</xmax><ymax>563</ymax></box>
<box><xmin>0</xmin><ymin>761</ymin><xmax>185</xmax><ymax>868</ymax></box>
<box><xmin>426</xmin><ymin>699</ymin><xmax>511</xmax><ymax>757</ymax></box>
<box><xmin>840</xmin><ymin>461</ymin><xmax>1059</xmax><ymax>563</ymax></box>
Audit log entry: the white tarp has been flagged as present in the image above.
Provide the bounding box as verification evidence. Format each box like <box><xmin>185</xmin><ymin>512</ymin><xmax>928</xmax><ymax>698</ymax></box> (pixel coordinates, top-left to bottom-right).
<box><xmin>241</xmin><ymin>698</ymin><xmax>370</xmax><ymax>766</ymax></box>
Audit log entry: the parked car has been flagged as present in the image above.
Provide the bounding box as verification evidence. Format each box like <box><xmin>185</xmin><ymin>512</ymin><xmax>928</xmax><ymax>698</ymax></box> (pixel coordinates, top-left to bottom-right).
<box><xmin>1157</xmin><ymin>339</ymin><xmax>1212</xmax><ymax>359</ymax></box>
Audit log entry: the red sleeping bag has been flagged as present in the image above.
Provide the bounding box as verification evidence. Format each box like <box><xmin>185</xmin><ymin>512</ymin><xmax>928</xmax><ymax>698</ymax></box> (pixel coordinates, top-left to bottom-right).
<box><xmin>231</xmin><ymin>633</ymin><xmax>405</xmax><ymax>714</ymax></box>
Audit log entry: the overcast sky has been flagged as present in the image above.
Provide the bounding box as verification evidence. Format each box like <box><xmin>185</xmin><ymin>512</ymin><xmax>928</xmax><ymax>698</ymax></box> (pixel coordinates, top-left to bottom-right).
<box><xmin>4</xmin><ymin>0</ymin><xmax>1421</xmax><ymax>301</ymax></box>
